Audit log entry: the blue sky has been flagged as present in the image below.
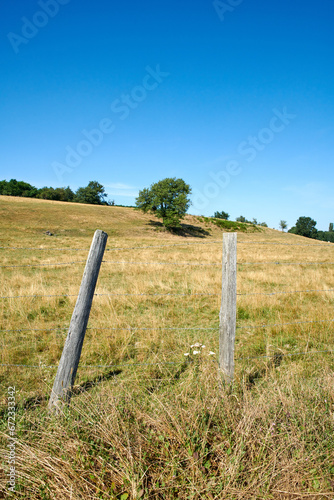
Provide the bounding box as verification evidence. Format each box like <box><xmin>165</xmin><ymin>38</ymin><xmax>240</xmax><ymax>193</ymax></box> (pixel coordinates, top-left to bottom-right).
<box><xmin>1</xmin><ymin>0</ymin><xmax>333</xmax><ymax>230</ymax></box>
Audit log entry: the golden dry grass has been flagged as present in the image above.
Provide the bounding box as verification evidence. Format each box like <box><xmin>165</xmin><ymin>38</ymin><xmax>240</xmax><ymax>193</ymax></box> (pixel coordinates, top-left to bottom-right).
<box><xmin>0</xmin><ymin>195</ymin><xmax>333</xmax><ymax>499</ymax></box>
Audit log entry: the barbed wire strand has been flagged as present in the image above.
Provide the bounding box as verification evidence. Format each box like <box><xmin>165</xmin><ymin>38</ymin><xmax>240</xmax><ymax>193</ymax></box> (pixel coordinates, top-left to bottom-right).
<box><xmin>0</xmin><ymin>261</ymin><xmax>86</xmax><ymax>269</ymax></box>
<box><xmin>239</xmin><ymin>241</ymin><xmax>334</xmax><ymax>247</ymax></box>
<box><xmin>0</xmin><ymin>326</ymin><xmax>219</xmax><ymax>333</ymax></box>
<box><xmin>1</xmin><ymin>259</ymin><xmax>219</xmax><ymax>269</ymax></box>
<box><xmin>2</xmin><ymin>318</ymin><xmax>334</xmax><ymax>335</ymax></box>
<box><xmin>2</xmin><ymin>286</ymin><xmax>334</xmax><ymax>300</ymax></box>
<box><xmin>0</xmin><ymin>246</ymin><xmax>89</xmax><ymax>251</ymax></box>
<box><xmin>0</xmin><ymin>242</ymin><xmax>221</xmax><ymax>252</ymax></box>
<box><xmin>0</xmin><ymin>360</ymin><xmax>183</xmax><ymax>369</ymax></box>
<box><xmin>238</xmin><ymin>261</ymin><xmax>334</xmax><ymax>266</ymax></box>
<box><xmin>103</xmin><ymin>260</ymin><xmax>334</xmax><ymax>266</ymax></box>
<box><xmin>236</xmin><ymin>318</ymin><xmax>334</xmax><ymax>330</ymax></box>
<box><xmin>237</xmin><ymin>288</ymin><xmax>334</xmax><ymax>296</ymax></box>
<box><xmin>0</xmin><ymin>240</ymin><xmax>333</xmax><ymax>252</ymax></box>
<box><xmin>1</xmin><ymin>349</ymin><xmax>333</xmax><ymax>370</ymax></box>
<box><xmin>102</xmin><ymin>260</ymin><xmax>220</xmax><ymax>266</ymax></box>
<box><xmin>0</xmin><ymin>293</ymin><xmax>79</xmax><ymax>299</ymax></box>
<box><xmin>236</xmin><ymin>349</ymin><xmax>334</xmax><ymax>361</ymax></box>
<box><xmin>0</xmin><ymin>292</ymin><xmax>218</xmax><ymax>300</ymax></box>
<box><xmin>2</xmin><ymin>258</ymin><xmax>334</xmax><ymax>269</ymax></box>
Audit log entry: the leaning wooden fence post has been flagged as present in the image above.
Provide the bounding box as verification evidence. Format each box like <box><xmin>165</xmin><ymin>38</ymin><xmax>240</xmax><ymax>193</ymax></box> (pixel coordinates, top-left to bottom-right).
<box><xmin>219</xmin><ymin>232</ymin><xmax>237</xmax><ymax>385</ymax></box>
<box><xmin>48</xmin><ymin>229</ymin><xmax>108</xmax><ymax>412</ymax></box>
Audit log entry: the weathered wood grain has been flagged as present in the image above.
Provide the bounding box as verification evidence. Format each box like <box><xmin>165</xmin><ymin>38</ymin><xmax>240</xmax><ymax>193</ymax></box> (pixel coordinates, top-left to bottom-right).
<box><xmin>48</xmin><ymin>229</ymin><xmax>108</xmax><ymax>412</ymax></box>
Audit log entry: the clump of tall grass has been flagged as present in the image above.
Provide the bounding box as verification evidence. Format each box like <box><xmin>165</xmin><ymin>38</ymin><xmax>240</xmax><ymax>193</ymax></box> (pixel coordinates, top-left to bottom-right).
<box><xmin>1</xmin><ymin>359</ymin><xmax>333</xmax><ymax>499</ymax></box>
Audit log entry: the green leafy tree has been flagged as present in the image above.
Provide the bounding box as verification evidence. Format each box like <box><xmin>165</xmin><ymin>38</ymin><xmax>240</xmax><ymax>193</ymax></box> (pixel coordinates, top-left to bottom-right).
<box><xmin>236</xmin><ymin>215</ymin><xmax>246</xmax><ymax>223</ymax></box>
<box><xmin>62</xmin><ymin>186</ymin><xmax>75</xmax><ymax>202</ymax></box>
<box><xmin>135</xmin><ymin>178</ymin><xmax>191</xmax><ymax>229</ymax></box>
<box><xmin>52</xmin><ymin>186</ymin><xmax>74</xmax><ymax>202</ymax></box>
<box><xmin>36</xmin><ymin>187</ymin><xmax>55</xmax><ymax>200</ymax></box>
<box><xmin>0</xmin><ymin>179</ymin><xmax>38</xmax><ymax>197</ymax></box>
<box><xmin>74</xmin><ymin>181</ymin><xmax>107</xmax><ymax>205</ymax></box>
<box><xmin>213</xmin><ymin>210</ymin><xmax>229</xmax><ymax>220</ymax></box>
<box><xmin>317</xmin><ymin>230</ymin><xmax>334</xmax><ymax>243</ymax></box>
<box><xmin>37</xmin><ymin>186</ymin><xmax>75</xmax><ymax>202</ymax></box>
<box><xmin>329</xmin><ymin>223</ymin><xmax>333</xmax><ymax>232</ymax></box>
<box><xmin>279</xmin><ymin>220</ymin><xmax>288</xmax><ymax>232</ymax></box>
<box><xmin>288</xmin><ymin>216</ymin><xmax>318</xmax><ymax>239</ymax></box>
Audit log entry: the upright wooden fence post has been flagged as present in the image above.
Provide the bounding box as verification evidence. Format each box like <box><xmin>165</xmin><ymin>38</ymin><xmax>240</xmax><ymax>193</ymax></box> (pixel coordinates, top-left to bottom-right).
<box><xmin>219</xmin><ymin>232</ymin><xmax>237</xmax><ymax>385</ymax></box>
<box><xmin>48</xmin><ymin>229</ymin><xmax>108</xmax><ymax>412</ymax></box>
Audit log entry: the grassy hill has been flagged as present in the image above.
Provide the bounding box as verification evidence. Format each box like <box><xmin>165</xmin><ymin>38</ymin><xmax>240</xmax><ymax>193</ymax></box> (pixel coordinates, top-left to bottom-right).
<box><xmin>0</xmin><ymin>194</ymin><xmax>264</xmax><ymax>241</ymax></box>
<box><xmin>0</xmin><ymin>196</ymin><xmax>333</xmax><ymax>499</ymax></box>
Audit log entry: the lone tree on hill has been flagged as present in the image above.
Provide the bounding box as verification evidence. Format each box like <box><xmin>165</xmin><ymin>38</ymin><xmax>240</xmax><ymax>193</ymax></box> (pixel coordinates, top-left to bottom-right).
<box><xmin>135</xmin><ymin>178</ymin><xmax>191</xmax><ymax>230</ymax></box>
<box><xmin>279</xmin><ymin>220</ymin><xmax>288</xmax><ymax>232</ymax></box>
<box><xmin>74</xmin><ymin>181</ymin><xmax>107</xmax><ymax>205</ymax></box>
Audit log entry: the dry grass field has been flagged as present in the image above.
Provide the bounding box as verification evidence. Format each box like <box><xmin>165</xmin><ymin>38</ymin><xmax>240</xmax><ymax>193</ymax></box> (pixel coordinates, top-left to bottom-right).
<box><xmin>0</xmin><ymin>195</ymin><xmax>333</xmax><ymax>499</ymax></box>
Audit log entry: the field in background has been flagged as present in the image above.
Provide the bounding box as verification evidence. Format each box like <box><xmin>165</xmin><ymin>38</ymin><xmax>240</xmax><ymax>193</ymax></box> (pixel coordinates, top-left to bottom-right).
<box><xmin>0</xmin><ymin>195</ymin><xmax>333</xmax><ymax>499</ymax></box>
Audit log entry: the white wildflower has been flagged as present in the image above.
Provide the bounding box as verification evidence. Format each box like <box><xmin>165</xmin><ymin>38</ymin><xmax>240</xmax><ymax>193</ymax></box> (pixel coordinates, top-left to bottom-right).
<box><xmin>184</xmin><ymin>353</ymin><xmax>190</xmax><ymax>356</ymax></box>
<box><xmin>208</xmin><ymin>351</ymin><xmax>216</xmax><ymax>356</ymax></box>
<box><xmin>201</xmin><ymin>345</ymin><xmax>206</xmax><ymax>349</ymax></box>
<box><xmin>193</xmin><ymin>350</ymin><xmax>200</xmax><ymax>355</ymax></box>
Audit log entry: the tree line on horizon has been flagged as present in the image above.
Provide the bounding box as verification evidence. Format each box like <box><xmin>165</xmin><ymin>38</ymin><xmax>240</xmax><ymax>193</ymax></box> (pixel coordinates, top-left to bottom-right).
<box><xmin>214</xmin><ymin>211</ymin><xmax>268</xmax><ymax>227</ymax></box>
<box><xmin>288</xmin><ymin>216</ymin><xmax>334</xmax><ymax>243</ymax></box>
<box><xmin>0</xmin><ymin>179</ymin><xmax>117</xmax><ymax>206</ymax></box>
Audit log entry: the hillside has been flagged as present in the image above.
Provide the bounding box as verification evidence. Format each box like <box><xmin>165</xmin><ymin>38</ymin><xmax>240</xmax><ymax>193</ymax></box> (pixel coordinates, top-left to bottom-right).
<box><xmin>0</xmin><ymin>196</ymin><xmax>333</xmax><ymax>499</ymax></box>
<box><xmin>0</xmin><ymin>194</ymin><xmax>270</xmax><ymax>243</ymax></box>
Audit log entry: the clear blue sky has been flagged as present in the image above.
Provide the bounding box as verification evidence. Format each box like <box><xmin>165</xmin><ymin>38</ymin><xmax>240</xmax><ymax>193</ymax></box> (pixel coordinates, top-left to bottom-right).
<box><xmin>1</xmin><ymin>0</ymin><xmax>333</xmax><ymax>230</ymax></box>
